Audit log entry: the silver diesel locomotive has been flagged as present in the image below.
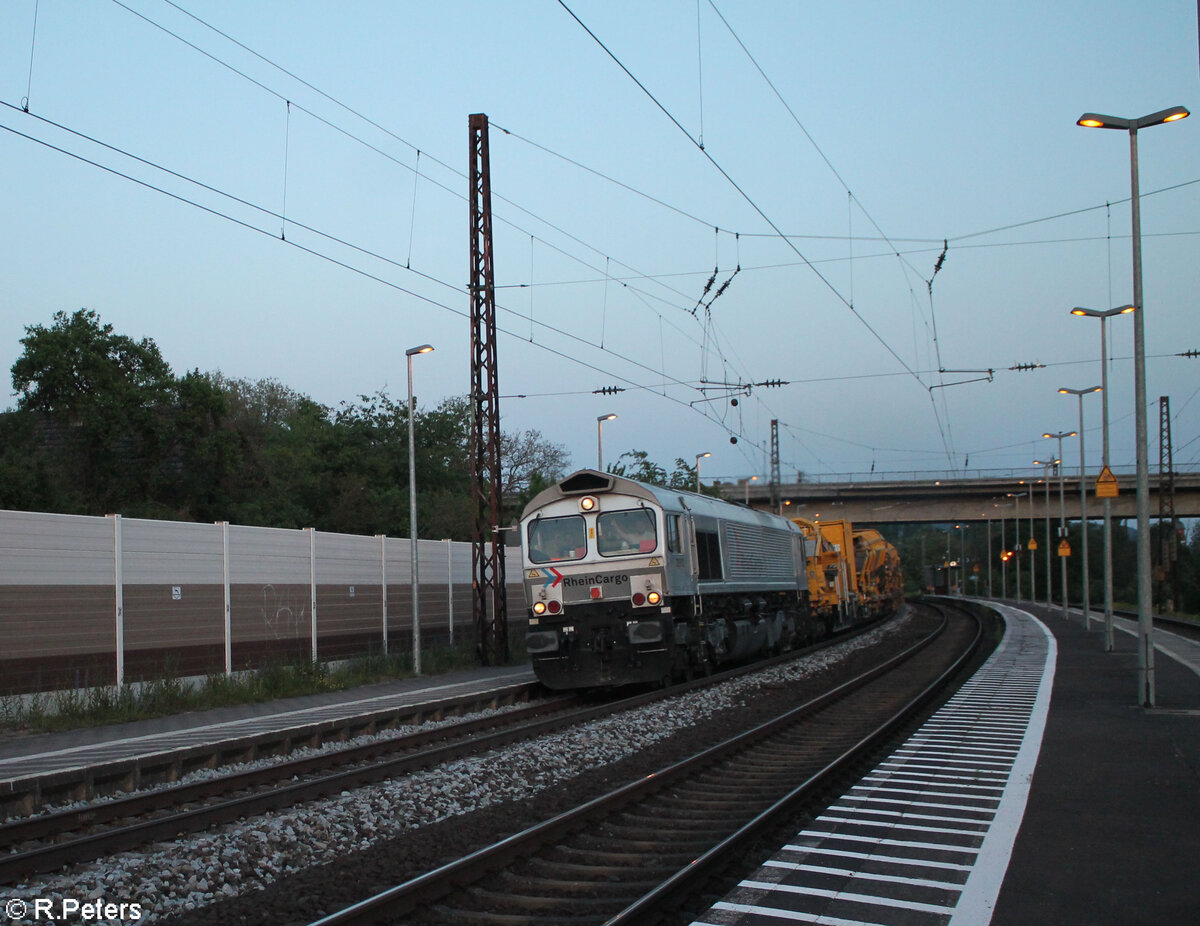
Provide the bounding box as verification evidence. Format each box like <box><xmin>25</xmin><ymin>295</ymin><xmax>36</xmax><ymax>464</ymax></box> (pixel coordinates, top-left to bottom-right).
<box><xmin>520</xmin><ymin>469</ymin><xmax>815</xmax><ymax>689</ymax></box>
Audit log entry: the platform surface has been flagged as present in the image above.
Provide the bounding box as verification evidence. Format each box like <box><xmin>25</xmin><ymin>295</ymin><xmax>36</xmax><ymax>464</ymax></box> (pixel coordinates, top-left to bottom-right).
<box><xmin>691</xmin><ymin>601</ymin><xmax>1200</xmax><ymax>926</ymax></box>
<box><xmin>0</xmin><ymin>664</ymin><xmax>534</xmax><ymax>806</ymax></box>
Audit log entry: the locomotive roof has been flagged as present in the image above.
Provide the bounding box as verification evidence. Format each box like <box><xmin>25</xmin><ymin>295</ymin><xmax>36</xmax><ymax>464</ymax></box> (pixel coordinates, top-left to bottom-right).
<box><xmin>522</xmin><ymin>469</ymin><xmax>801</xmax><ymax>534</ymax></box>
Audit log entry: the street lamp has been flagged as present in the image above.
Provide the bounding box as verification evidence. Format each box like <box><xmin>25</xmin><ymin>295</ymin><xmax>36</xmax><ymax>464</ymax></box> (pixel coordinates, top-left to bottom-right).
<box><xmin>1071</xmin><ymin>305</ymin><xmax>1134</xmax><ymax>651</ymax></box>
<box><xmin>695</xmin><ymin>452</ymin><xmax>712</xmax><ymax>493</ymax></box>
<box><xmin>1043</xmin><ymin>431</ymin><xmax>1076</xmax><ymax>621</ymax></box>
<box><xmin>1034</xmin><ymin>459</ymin><xmax>1059</xmax><ymax>610</ymax></box>
<box><xmin>1058</xmin><ymin>386</ymin><xmax>1102</xmax><ymax>630</ymax></box>
<box><xmin>744</xmin><ymin>474</ymin><xmax>758</xmax><ymax>505</ymax></box>
<box><xmin>1006</xmin><ymin>492</ymin><xmax>1028</xmax><ymax>603</ymax></box>
<box><xmin>406</xmin><ymin>343</ymin><xmax>434</xmax><ymax>674</ymax></box>
<box><xmin>596</xmin><ymin>414</ymin><xmax>617</xmax><ymax>471</ymax></box>
<box><xmin>1078</xmin><ymin>105</ymin><xmax>1188</xmax><ymax>703</ymax></box>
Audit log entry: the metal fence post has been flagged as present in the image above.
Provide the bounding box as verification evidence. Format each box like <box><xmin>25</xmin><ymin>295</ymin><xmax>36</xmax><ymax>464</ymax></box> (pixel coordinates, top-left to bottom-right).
<box><xmin>378</xmin><ymin>534</ymin><xmax>388</xmax><ymax>655</ymax></box>
<box><xmin>306</xmin><ymin>527</ymin><xmax>317</xmax><ymax>663</ymax></box>
<box><xmin>446</xmin><ymin>538</ymin><xmax>454</xmax><ymax>646</ymax></box>
<box><xmin>108</xmin><ymin>514</ymin><xmax>124</xmax><ymax>687</ymax></box>
<box><xmin>219</xmin><ymin>521</ymin><xmax>231</xmax><ymax>675</ymax></box>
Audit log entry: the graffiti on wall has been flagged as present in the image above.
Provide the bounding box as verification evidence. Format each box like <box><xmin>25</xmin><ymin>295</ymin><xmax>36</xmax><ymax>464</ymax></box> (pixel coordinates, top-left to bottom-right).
<box><xmin>260</xmin><ymin>584</ymin><xmax>307</xmax><ymax>640</ymax></box>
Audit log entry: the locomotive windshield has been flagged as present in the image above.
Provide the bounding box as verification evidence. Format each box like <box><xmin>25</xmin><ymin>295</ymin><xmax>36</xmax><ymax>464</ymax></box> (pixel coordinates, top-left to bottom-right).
<box><xmin>527</xmin><ymin>515</ymin><xmax>587</xmax><ymax>563</ymax></box>
<box><xmin>596</xmin><ymin>508</ymin><xmax>657</xmax><ymax>557</ymax></box>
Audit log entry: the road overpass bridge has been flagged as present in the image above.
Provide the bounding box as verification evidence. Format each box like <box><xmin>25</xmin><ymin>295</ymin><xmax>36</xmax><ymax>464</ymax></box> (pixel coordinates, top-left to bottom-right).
<box><xmin>719</xmin><ymin>470</ymin><xmax>1200</xmax><ymax>525</ymax></box>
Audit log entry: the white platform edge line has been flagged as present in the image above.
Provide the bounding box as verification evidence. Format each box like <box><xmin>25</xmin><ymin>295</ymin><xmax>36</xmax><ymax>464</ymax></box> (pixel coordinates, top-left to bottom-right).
<box><xmin>948</xmin><ymin>605</ymin><xmax>1056</xmax><ymax>926</ymax></box>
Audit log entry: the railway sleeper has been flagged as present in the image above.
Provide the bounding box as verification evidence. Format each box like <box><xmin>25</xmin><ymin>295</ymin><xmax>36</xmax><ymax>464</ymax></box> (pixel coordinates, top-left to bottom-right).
<box><xmin>615</xmin><ymin>808</ymin><xmax>744</xmax><ymax>829</ymax></box>
<box><xmin>549</xmin><ymin>842</ymin><xmax>690</xmax><ymax>867</ymax></box>
<box><xmin>588</xmin><ymin>833</ymin><xmax>718</xmax><ymax>855</ymax></box>
<box><xmin>537</xmin><ymin>843</ymin><xmax>681</xmax><ymax>873</ymax></box>
<box><xmin>430</xmin><ymin>904</ymin><xmax>592</xmax><ymax>926</ymax></box>
<box><xmin>600</xmin><ymin>817</ymin><xmax>726</xmax><ymax>838</ymax></box>
<box><xmin>494</xmin><ymin>871</ymin><xmax>663</xmax><ymax>897</ymax></box>
<box><xmin>451</xmin><ymin>887</ymin><xmax>619</xmax><ymax>916</ymax></box>
<box><xmin>523</xmin><ymin>856</ymin><xmax>675</xmax><ymax>881</ymax></box>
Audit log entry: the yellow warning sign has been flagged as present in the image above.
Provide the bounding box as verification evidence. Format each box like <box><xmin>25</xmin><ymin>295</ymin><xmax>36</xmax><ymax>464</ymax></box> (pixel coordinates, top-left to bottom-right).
<box><xmin>648</xmin><ymin>557</ymin><xmax>661</xmax><ymax>566</ymax></box>
<box><xmin>528</xmin><ymin>570</ymin><xmax>540</xmax><ymax>579</ymax></box>
<box><xmin>1027</xmin><ymin>538</ymin><xmax>1038</xmax><ymax>551</ymax></box>
<box><xmin>1058</xmin><ymin>540</ymin><xmax>1072</xmax><ymax>557</ymax></box>
<box><xmin>1096</xmin><ymin>465</ymin><xmax>1119</xmax><ymax>498</ymax></box>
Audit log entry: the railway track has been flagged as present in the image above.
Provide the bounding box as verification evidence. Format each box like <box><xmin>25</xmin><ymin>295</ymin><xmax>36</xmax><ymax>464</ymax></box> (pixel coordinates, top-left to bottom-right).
<box><xmin>0</xmin><ymin>691</ymin><xmax>572</xmax><ymax>882</ymax></box>
<box><xmin>307</xmin><ymin>601</ymin><xmax>983</xmax><ymax>926</ymax></box>
<box><xmin>0</xmin><ymin>621</ymin><xmax>887</xmax><ymax>885</ymax></box>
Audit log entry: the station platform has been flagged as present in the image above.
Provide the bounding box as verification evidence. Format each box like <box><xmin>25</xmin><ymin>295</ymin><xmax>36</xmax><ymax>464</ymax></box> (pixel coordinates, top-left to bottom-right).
<box><xmin>0</xmin><ymin>664</ymin><xmax>534</xmax><ymax>816</ymax></box>
<box><xmin>692</xmin><ymin>600</ymin><xmax>1200</xmax><ymax>926</ymax></box>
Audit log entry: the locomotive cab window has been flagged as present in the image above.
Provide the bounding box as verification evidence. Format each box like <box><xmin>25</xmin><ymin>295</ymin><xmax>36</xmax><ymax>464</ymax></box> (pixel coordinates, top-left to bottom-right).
<box><xmin>528</xmin><ymin>516</ymin><xmax>587</xmax><ymax>563</ymax></box>
<box><xmin>596</xmin><ymin>508</ymin><xmax>657</xmax><ymax>557</ymax></box>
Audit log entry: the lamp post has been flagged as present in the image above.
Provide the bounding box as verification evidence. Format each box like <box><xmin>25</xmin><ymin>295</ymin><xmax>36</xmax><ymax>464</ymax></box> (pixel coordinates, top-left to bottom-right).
<box><xmin>1006</xmin><ymin>493</ymin><xmax>1027</xmax><ymax>602</ymax></box>
<box><xmin>695</xmin><ymin>452</ymin><xmax>712</xmax><ymax>493</ymax></box>
<box><xmin>1034</xmin><ymin>459</ymin><xmax>1059</xmax><ymax>609</ymax></box>
<box><xmin>986</xmin><ymin>515</ymin><xmax>992</xmax><ymax>598</ymax></box>
<box><xmin>596</xmin><ymin>414</ymin><xmax>617</xmax><ymax>471</ymax></box>
<box><xmin>744</xmin><ymin>474</ymin><xmax>758</xmax><ymax>504</ymax></box>
<box><xmin>406</xmin><ymin>343</ymin><xmax>434</xmax><ymax>674</ymax></box>
<box><xmin>1058</xmin><ymin>387</ymin><xmax>1102</xmax><ymax>630</ymax></box>
<box><xmin>1044</xmin><ymin>431</ymin><xmax>1076</xmax><ymax>621</ymax></box>
<box><xmin>1078</xmin><ymin>106</ymin><xmax>1188</xmax><ymax>701</ymax></box>
<box><xmin>958</xmin><ymin>523</ymin><xmax>965</xmax><ymax>596</ymax></box>
<box><xmin>1070</xmin><ymin>306</ymin><xmax>1134</xmax><ymax>650</ymax></box>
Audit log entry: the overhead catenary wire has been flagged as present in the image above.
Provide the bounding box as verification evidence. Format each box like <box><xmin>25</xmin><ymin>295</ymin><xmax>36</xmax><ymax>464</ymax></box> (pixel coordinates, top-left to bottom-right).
<box><xmin>555</xmin><ymin>2</ymin><xmax>930</xmax><ymax>396</ymax></box>
<box><xmin>114</xmin><ymin>0</ymin><xmax>708</xmax><ymax>331</ymax></box>
<box><xmin>7</xmin><ymin>95</ymin><xmax>1188</xmax><ymax>474</ymax></box>
<box><xmin>0</xmin><ymin>108</ymin><xmax>755</xmax><ymax>445</ymax></box>
<box><xmin>16</xmin><ymin>4</ymin><xmax>1195</xmax><ymax>478</ymax></box>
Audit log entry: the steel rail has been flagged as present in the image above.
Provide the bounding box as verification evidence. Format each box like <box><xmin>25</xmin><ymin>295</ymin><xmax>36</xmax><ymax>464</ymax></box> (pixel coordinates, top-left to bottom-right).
<box><xmin>607</xmin><ymin>601</ymin><xmax>982</xmax><ymax>924</ymax></box>
<box><xmin>308</xmin><ymin>605</ymin><xmax>975</xmax><ymax>925</ymax></box>
<box><xmin>0</xmin><ymin>620</ymin><xmax>883</xmax><ymax>882</ymax></box>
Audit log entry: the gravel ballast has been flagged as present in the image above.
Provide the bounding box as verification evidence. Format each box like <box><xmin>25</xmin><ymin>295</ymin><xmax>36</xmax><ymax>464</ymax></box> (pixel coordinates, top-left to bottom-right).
<box><xmin>5</xmin><ymin>611</ymin><xmax>929</xmax><ymax>925</ymax></box>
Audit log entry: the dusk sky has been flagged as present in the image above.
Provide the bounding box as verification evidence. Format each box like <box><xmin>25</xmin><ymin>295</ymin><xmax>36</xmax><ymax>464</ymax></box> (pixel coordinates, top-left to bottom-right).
<box><xmin>2</xmin><ymin>1</ymin><xmax>1197</xmax><ymax>487</ymax></box>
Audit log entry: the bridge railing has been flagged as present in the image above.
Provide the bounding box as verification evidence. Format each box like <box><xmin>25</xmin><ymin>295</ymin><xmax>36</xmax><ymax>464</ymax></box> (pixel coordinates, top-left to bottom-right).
<box><xmin>714</xmin><ymin>464</ymin><xmax>1179</xmax><ymax>487</ymax></box>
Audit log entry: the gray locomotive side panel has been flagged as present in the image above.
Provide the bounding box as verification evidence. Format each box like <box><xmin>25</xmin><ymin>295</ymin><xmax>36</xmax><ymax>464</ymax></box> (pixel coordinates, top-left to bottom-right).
<box><xmin>720</xmin><ymin>521</ymin><xmax>799</xmax><ymax>582</ymax></box>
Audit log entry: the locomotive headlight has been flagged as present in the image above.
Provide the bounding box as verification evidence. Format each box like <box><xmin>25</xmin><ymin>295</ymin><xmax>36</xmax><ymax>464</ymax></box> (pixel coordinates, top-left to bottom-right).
<box><xmin>579</xmin><ymin>495</ymin><xmax>597</xmax><ymax>512</ymax></box>
<box><xmin>647</xmin><ymin>591</ymin><xmax>661</xmax><ymax>606</ymax></box>
<box><xmin>532</xmin><ymin>601</ymin><xmax>547</xmax><ymax>616</ymax></box>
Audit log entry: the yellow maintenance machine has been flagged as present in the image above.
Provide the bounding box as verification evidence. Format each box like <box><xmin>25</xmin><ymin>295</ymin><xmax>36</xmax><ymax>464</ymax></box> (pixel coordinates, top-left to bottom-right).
<box><xmin>792</xmin><ymin>517</ymin><xmax>903</xmax><ymax>628</ymax></box>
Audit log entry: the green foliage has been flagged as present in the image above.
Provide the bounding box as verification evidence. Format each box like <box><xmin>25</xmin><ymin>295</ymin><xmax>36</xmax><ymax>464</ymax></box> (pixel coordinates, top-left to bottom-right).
<box><xmin>12</xmin><ymin>308</ymin><xmax>173</xmax><ymax>421</ymax></box>
<box><xmin>2</xmin><ymin>309</ymin><xmax>572</xmax><ymax>539</ymax></box>
<box><xmin>608</xmin><ymin>449</ymin><xmax>719</xmax><ymax>496</ymax></box>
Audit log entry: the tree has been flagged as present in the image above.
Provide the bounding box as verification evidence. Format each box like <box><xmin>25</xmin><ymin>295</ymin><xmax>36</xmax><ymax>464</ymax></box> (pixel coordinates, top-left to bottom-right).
<box><xmin>12</xmin><ymin>309</ymin><xmax>172</xmax><ymax>422</ymax></box>
<box><xmin>9</xmin><ymin>309</ymin><xmax>175</xmax><ymax>512</ymax></box>
<box><xmin>501</xmin><ymin>427</ymin><xmax>570</xmax><ymax>499</ymax></box>
<box><xmin>608</xmin><ymin>450</ymin><xmax>718</xmax><ymax>496</ymax></box>
<box><xmin>610</xmin><ymin>450</ymin><xmax>668</xmax><ymax>486</ymax></box>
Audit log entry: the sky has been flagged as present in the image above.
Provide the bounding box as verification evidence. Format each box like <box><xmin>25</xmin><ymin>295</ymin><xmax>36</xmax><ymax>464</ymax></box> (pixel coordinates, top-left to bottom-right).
<box><xmin>1</xmin><ymin>0</ymin><xmax>1198</xmax><ymax>488</ymax></box>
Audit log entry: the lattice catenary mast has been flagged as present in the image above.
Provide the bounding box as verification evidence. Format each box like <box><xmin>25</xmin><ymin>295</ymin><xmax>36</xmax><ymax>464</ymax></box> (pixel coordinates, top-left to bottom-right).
<box><xmin>770</xmin><ymin>419</ymin><xmax>781</xmax><ymax>514</ymax></box>
<box><xmin>469</xmin><ymin>113</ymin><xmax>508</xmax><ymax>664</ymax></box>
<box><xmin>1158</xmin><ymin>395</ymin><xmax>1178</xmax><ymax>613</ymax></box>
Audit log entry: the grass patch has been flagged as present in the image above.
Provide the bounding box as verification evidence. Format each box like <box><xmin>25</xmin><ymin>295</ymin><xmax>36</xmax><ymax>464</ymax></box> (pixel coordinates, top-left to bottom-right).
<box><xmin>1</xmin><ymin>637</ymin><xmax>526</xmax><ymax>735</ymax></box>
